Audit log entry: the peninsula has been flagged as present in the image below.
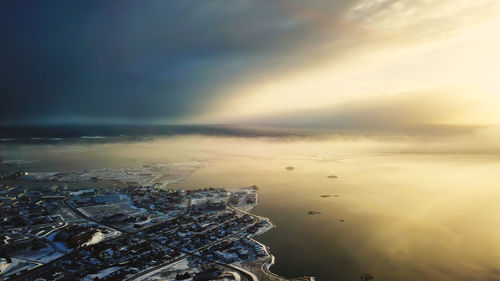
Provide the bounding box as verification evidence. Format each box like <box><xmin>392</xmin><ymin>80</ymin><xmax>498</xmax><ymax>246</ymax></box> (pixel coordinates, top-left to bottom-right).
<box><xmin>0</xmin><ymin>167</ymin><xmax>313</xmax><ymax>281</ymax></box>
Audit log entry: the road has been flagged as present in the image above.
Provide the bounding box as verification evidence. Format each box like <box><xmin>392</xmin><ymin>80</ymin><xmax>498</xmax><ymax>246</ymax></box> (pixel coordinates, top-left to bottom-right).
<box><xmin>6</xmin><ymin>198</ymin><xmax>190</xmax><ymax>281</ymax></box>
<box><xmin>65</xmin><ymin>197</ymin><xmax>256</xmax><ymax>281</ymax></box>
<box><xmin>8</xmin><ymin>196</ymin><xmax>264</xmax><ymax>281</ymax></box>
<box><xmin>228</xmin><ymin>202</ymin><xmax>291</xmax><ymax>281</ymax></box>
<box><xmin>125</xmin><ymin>214</ymin><xmax>260</xmax><ymax>281</ymax></box>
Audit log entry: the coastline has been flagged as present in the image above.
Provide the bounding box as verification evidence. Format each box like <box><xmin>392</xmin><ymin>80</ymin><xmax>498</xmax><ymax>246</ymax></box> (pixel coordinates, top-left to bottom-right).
<box><xmin>230</xmin><ymin>191</ymin><xmax>315</xmax><ymax>281</ymax></box>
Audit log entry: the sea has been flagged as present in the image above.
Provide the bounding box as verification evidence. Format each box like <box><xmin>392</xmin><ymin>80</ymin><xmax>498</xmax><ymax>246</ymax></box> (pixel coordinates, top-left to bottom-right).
<box><xmin>1</xmin><ymin>125</ymin><xmax>500</xmax><ymax>281</ymax></box>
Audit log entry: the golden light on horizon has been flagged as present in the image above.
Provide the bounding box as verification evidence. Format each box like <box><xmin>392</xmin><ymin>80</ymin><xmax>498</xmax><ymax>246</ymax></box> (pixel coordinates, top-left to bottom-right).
<box><xmin>5</xmin><ymin>2</ymin><xmax>500</xmax><ymax>281</ymax></box>
<box><xmin>201</xmin><ymin>2</ymin><xmax>500</xmax><ymax>127</ymax></box>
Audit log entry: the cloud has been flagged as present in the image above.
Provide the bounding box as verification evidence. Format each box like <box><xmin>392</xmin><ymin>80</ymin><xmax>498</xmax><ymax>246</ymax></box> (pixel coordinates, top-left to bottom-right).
<box><xmin>0</xmin><ymin>0</ymin><xmax>498</xmax><ymax>125</ymax></box>
<box><xmin>240</xmin><ymin>89</ymin><xmax>484</xmax><ymax>135</ymax></box>
<box><xmin>0</xmin><ymin>0</ymin><xmax>353</xmax><ymax>124</ymax></box>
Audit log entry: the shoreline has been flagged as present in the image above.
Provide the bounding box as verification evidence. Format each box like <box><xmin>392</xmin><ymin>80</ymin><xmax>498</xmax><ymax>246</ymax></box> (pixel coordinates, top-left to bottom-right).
<box><xmin>230</xmin><ymin>193</ymin><xmax>315</xmax><ymax>281</ymax></box>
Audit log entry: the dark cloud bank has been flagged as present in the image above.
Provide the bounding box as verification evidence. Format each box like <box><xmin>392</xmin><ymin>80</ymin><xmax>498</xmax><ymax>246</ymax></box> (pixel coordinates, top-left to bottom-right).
<box><xmin>0</xmin><ymin>1</ymin><xmax>486</xmax><ymax>140</ymax></box>
<box><xmin>0</xmin><ymin>0</ymin><xmax>355</xmax><ymax>125</ymax></box>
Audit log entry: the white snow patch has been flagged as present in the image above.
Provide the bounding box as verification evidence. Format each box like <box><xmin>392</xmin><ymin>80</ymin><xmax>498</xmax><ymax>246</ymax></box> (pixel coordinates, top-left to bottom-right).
<box><xmin>82</xmin><ymin>267</ymin><xmax>122</xmax><ymax>280</ymax></box>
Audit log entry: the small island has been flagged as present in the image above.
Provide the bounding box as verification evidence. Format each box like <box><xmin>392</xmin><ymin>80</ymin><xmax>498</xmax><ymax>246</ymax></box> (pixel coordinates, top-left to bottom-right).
<box><xmin>286</xmin><ymin>166</ymin><xmax>295</xmax><ymax>171</ymax></box>
<box><xmin>320</xmin><ymin>194</ymin><xmax>340</xmax><ymax>198</ymax></box>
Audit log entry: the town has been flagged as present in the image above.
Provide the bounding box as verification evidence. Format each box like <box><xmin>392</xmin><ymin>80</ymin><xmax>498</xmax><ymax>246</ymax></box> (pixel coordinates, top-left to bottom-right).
<box><xmin>0</xmin><ymin>175</ymin><xmax>306</xmax><ymax>281</ymax></box>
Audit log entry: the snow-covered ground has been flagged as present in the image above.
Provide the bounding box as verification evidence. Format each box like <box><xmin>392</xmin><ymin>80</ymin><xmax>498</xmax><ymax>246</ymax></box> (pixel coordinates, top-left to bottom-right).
<box><xmin>229</xmin><ymin>186</ymin><xmax>259</xmax><ymax>212</ymax></box>
<box><xmin>11</xmin><ymin>232</ymin><xmax>73</xmax><ymax>264</ymax></box>
<box><xmin>141</xmin><ymin>258</ymin><xmax>246</xmax><ymax>281</ymax></box>
<box><xmin>80</xmin><ymin>136</ymin><xmax>105</xmax><ymax>139</ymax></box>
<box><xmin>15</xmin><ymin>247</ymin><xmax>66</xmax><ymax>264</ymax></box>
<box><xmin>83</xmin><ymin>228</ymin><xmax>121</xmax><ymax>246</ymax></box>
<box><xmin>24</xmin><ymin>161</ymin><xmax>206</xmax><ymax>187</ymax></box>
<box><xmin>139</xmin><ymin>258</ymin><xmax>191</xmax><ymax>281</ymax></box>
<box><xmin>0</xmin><ymin>258</ymin><xmax>40</xmax><ymax>278</ymax></box>
<box><xmin>1</xmin><ymin>159</ymin><xmax>38</xmax><ymax>166</ymax></box>
<box><xmin>81</xmin><ymin>266</ymin><xmax>123</xmax><ymax>280</ymax></box>
<box><xmin>0</xmin><ymin>258</ymin><xmax>10</xmax><ymax>273</ymax></box>
<box><xmin>70</xmin><ymin>189</ymin><xmax>95</xmax><ymax>196</ymax></box>
<box><xmin>78</xmin><ymin>201</ymin><xmax>144</xmax><ymax>219</ymax></box>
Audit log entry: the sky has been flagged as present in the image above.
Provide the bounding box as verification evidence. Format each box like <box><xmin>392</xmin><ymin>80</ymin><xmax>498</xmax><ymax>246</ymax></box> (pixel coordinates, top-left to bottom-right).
<box><xmin>1</xmin><ymin>0</ymin><xmax>500</xmax><ymax>131</ymax></box>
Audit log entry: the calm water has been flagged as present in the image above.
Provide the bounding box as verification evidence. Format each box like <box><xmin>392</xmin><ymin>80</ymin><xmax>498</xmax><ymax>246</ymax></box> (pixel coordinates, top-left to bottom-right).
<box><xmin>2</xmin><ymin>135</ymin><xmax>500</xmax><ymax>281</ymax></box>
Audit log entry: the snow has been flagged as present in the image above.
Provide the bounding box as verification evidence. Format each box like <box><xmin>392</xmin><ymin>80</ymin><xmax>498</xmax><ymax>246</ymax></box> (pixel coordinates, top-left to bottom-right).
<box><xmin>27</xmin><ymin>162</ymin><xmax>206</xmax><ymax>187</ymax></box>
<box><xmin>0</xmin><ymin>259</ymin><xmax>10</xmax><ymax>273</ymax></box>
<box><xmin>165</xmin><ymin>259</ymin><xmax>190</xmax><ymax>271</ymax></box>
<box><xmin>135</xmin><ymin>258</ymin><xmax>190</xmax><ymax>281</ymax></box>
<box><xmin>228</xmin><ymin>271</ymin><xmax>242</xmax><ymax>281</ymax></box>
<box><xmin>84</xmin><ymin>231</ymin><xmax>106</xmax><ymax>246</ymax></box>
<box><xmin>70</xmin><ymin>190</ymin><xmax>95</xmax><ymax>196</ymax></box>
<box><xmin>0</xmin><ymin>258</ymin><xmax>39</xmax><ymax>278</ymax></box>
<box><xmin>31</xmin><ymin>251</ymin><xmax>66</xmax><ymax>264</ymax></box>
<box><xmin>54</xmin><ymin>241</ymin><xmax>71</xmax><ymax>253</ymax></box>
<box><xmin>1</xmin><ymin>159</ymin><xmax>38</xmax><ymax>165</ymax></box>
<box><xmin>251</xmin><ymin>221</ymin><xmax>274</xmax><ymax>237</ymax></box>
<box><xmin>82</xmin><ymin>267</ymin><xmax>122</xmax><ymax>280</ymax></box>
<box><xmin>80</xmin><ymin>136</ymin><xmax>105</xmax><ymax>139</ymax></box>
<box><xmin>12</xmin><ymin>238</ymin><xmax>73</xmax><ymax>264</ymax></box>
<box><xmin>78</xmin><ymin>202</ymin><xmax>143</xmax><ymax>219</ymax></box>
<box><xmin>81</xmin><ymin>228</ymin><xmax>121</xmax><ymax>247</ymax></box>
